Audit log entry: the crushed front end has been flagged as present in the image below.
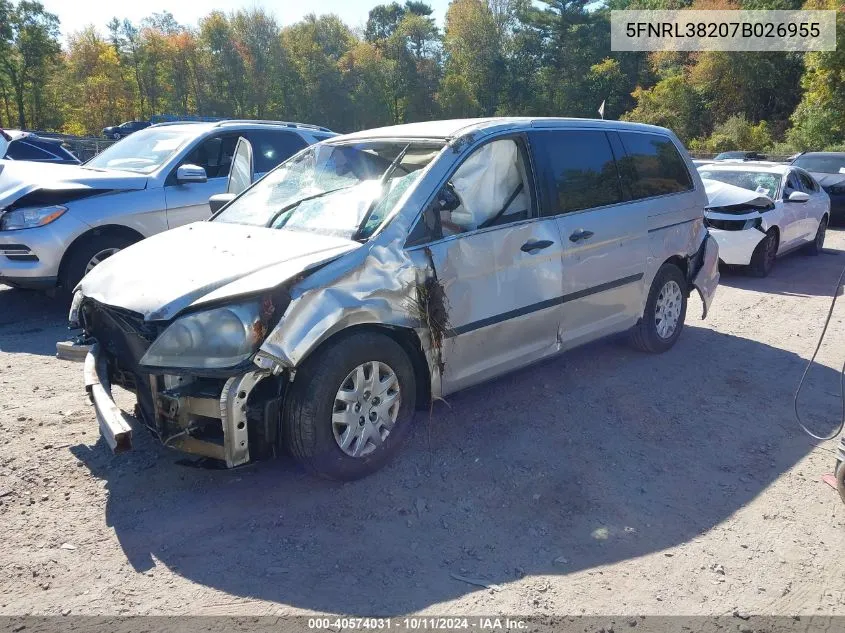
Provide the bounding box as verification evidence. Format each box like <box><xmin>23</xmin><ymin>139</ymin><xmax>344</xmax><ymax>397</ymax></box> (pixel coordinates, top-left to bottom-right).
<box><xmin>74</xmin><ymin>296</ymin><xmax>287</xmax><ymax>468</ymax></box>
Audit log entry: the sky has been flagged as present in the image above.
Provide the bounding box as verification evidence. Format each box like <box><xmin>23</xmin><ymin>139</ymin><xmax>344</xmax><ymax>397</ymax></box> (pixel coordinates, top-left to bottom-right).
<box><xmin>41</xmin><ymin>0</ymin><xmax>451</xmax><ymax>40</ymax></box>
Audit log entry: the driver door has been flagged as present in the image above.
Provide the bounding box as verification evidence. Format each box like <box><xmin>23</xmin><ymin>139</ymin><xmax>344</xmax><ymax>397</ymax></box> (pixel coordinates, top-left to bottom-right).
<box><xmin>416</xmin><ymin>135</ymin><xmax>565</xmax><ymax>395</ymax></box>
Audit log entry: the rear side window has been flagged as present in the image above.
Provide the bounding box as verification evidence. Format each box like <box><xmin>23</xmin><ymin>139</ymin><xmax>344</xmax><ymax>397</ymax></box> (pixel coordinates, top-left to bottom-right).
<box><xmin>796</xmin><ymin>170</ymin><xmax>818</xmax><ymax>192</ymax></box>
<box><xmin>245</xmin><ymin>130</ymin><xmax>307</xmax><ymax>174</ymax></box>
<box><xmin>6</xmin><ymin>141</ymin><xmax>54</xmax><ymax>161</ymax></box>
<box><xmin>618</xmin><ymin>132</ymin><xmax>693</xmax><ymax>199</ymax></box>
<box><xmin>531</xmin><ymin>130</ymin><xmax>624</xmax><ymax>214</ymax></box>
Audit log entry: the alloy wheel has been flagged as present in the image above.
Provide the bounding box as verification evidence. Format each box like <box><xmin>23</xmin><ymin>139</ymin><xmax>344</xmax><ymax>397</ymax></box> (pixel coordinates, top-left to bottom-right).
<box><xmin>84</xmin><ymin>248</ymin><xmax>121</xmax><ymax>275</ymax></box>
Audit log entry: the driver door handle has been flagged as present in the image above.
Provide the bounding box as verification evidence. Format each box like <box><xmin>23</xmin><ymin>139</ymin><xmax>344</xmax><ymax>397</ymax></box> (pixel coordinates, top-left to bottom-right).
<box><xmin>521</xmin><ymin>239</ymin><xmax>554</xmax><ymax>253</ymax></box>
<box><xmin>569</xmin><ymin>229</ymin><xmax>594</xmax><ymax>242</ymax></box>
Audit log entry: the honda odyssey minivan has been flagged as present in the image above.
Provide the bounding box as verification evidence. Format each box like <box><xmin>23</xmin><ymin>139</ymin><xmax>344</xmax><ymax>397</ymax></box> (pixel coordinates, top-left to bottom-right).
<box><xmin>71</xmin><ymin>117</ymin><xmax>719</xmax><ymax>480</ymax></box>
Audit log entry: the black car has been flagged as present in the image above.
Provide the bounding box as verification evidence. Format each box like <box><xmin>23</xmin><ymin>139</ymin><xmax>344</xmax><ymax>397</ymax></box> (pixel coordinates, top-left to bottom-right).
<box><xmin>714</xmin><ymin>150</ymin><xmax>768</xmax><ymax>161</ymax></box>
<box><xmin>791</xmin><ymin>152</ymin><xmax>845</xmax><ymax>221</ymax></box>
<box><xmin>0</xmin><ymin>129</ymin><xmax>81</xmax><ymax>164</ymax></box>
<box><xmin>101</xmin><ymin>120</ymin><xmax>151</xmax><ymax>140</ymax></box>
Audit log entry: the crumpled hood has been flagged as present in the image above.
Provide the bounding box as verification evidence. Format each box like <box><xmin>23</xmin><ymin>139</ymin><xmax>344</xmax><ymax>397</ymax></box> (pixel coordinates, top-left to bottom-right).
<box><xmin>78</xmin><ymin>221</ymin><xmax>360</xmax><ymax>321</ymax></box>
<box><xmin>0</xmin><ymin>160</ymin><xmax>147</xmax><ymax>208</ymax></box>
<box><xmin>809</xmin><ymin>171</ymin><xmax>845</xmax><ymax>191</ymax></box>
<box><xmin>702</xmin><ymin>178</ymin><xmax>774</xmax><ymax>209</ymax></box>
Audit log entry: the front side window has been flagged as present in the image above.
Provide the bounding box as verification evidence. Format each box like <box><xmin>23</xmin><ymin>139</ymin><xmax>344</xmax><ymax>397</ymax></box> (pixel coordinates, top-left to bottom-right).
<box><xmin>435</xmin><ymin>138</ymin><xmax>532</xmax><ymax>236</ymax></box>
<box><xmin>181</xmin><ymin>135</ymin><xmax>239</xmax><ymax>179</ymax></box>
<box><xmin>619</xmin><ymin>132</ymin><xmax>693</xmax><ymax>200</ymax></box>
<box><xmin>214</xmin><ymin>140</ymin><xmax>444</xmax><ymax>240</ymax></box>
<box><xmin>85</xmin><ymin>127</ymin><xmax>196</xmax><ymax>174</ymax></box>
<box><xmin>796</xmin><ymin>170</ymin><xmax>818</xmax><ymax>192</ymax></box>
<box><xmin>532</xmin><ymin>130</ymin><xmax>623</xmax><ymax>214</ymax></box>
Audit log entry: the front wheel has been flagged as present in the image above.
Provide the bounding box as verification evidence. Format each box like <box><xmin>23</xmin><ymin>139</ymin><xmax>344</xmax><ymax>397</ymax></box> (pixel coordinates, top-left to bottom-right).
<box><xmin>60</xmin><ymin>234</ymin><xmax>137</xmax><ymax>291</ymax></box>
<box><xmin>805</xmin><ymin>216</ymin><xmax>827</xmax><ymax>256</ymax></box>
<box><xmin>629</xmin><ymin>263</ymin><xmax>687</xmax><ymax>354</ymax></box>
<box><xmin>749</xmin><ymin>229</ymin><xmax>778</xmax><ymax>277</ymax></box>
<box><xmin>283</xmin><ymin>331</ymin><xmax>417</xmax><ymax>480</ymax></box>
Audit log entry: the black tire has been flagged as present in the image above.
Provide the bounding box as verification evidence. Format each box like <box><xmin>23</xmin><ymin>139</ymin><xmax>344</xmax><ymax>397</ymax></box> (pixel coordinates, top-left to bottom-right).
<box><xmin>805</xmin><ymin>216</ymin><xmax>827</xmax><ymax>256</ymax></box>
<box><xmin>283</xmin><ymin>331</ymin><xmax>417</xmax><ymax>481</ymax></box>
<box><xmin>748</xmin><ymin>229</ymin><xmax>778</xmax><ymax>277</ymax></box>
<box><xmin>630</xmin><ymin>263</ymin><xmax>687</xmax><ymax>354</ymax></box>
<box><xmin>836</xmin><ymin>460</ymin><xmax>845</xmax><ymax>506</ymax></box>
<box><xmin>60</xmin><ymin>233</ymin><xmax>137</xmax><ymax>291</ymax></box>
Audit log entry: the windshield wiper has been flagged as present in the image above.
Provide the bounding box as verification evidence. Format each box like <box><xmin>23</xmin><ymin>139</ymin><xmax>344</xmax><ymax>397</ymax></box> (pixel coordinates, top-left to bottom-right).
<box><xmin>265</xmin><ymin>185</ymin><xmax>357</xmax><ymax>228</ymax></box>
<box><xmin>353</xmin><ymin>143</ymin><xmax>410</xmax><ymax>241</ymax></box>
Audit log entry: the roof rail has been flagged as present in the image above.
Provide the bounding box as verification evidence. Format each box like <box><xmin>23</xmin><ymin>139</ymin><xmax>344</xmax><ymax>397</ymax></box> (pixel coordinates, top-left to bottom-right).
<box><xmin>150</xmin><ymin>120</ymin><xmax>208</xmax><ymax>127</ymax></box>
<box><xmin>213</xmin><ymin>119</ymin><xmax>334</xmax><ymax>133</ymax></box>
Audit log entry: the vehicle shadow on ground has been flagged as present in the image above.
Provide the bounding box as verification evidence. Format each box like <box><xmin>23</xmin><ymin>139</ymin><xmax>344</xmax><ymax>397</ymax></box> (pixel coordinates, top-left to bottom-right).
<box><xmin>0</xmin><ymin>286</ymin><xmax>69</xmax><ymax>356</ymax></box>
<box><xmin>70</xmin><ymin>324</ymin><xmax>841</xmax><ymax>615</ymax></box>
<box><xmin>717</xmin><ymin>232</ymin><xmax>845</xmax><ymax>298</ymax></box>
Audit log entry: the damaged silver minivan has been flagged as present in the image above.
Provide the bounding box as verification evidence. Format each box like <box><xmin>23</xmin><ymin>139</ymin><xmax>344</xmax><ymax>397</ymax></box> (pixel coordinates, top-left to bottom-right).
<box><xmin>71</xmin><ymin>118</ymin><xmax>719</xmax><ymax>480</ymax></box>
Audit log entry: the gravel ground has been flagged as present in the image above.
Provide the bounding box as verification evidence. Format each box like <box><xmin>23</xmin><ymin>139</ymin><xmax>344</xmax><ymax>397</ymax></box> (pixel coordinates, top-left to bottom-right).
<box><xmin>1</xmin><ymin>230</ymin><xmax>845</xmax><ymax>617</ymax></box>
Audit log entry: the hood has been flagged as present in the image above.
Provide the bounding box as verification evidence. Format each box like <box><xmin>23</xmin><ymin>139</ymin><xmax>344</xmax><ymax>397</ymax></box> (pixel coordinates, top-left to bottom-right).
<box><xmin>702</xmin><ymin>178</ymin><xmax>774</xmax><ymax>209</ymax></box>
<box><xmin>0</xmin><ymin>160</ymin><xmax>147</xmax><ymax>209</ymax></box>
<box><xmin>809</xmin><ymin>171</ymin><xmax>845</xmax><ymax>190</ymax></box>
<box><xmin>78</xmin><ymin>221</ymin><xmax>361</xmax><ymax>321</ymax></box>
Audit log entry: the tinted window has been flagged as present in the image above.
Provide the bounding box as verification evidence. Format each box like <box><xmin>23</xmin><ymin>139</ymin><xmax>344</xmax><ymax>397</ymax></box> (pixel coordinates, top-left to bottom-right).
<box><xmin>792</xmin><ymin>154</ymin><xmax>845</xmax><ymax>174</ymax></box>
<box><xmin>245</xmin><ymin>130</ymin><xmax>307</xmax><ymax>174</ymax></box>
<box><xmin>182</xmin><ymin>134</ymin><xmax>239</xmax><ymax>178</ymax></box>
<box><xmin>618</xmin><ymin>132</ymin><xmax>693</xmax><ymax>199</ymax></box>
<box><xmin>796</xmin><ymin>170</ymin><xmax>817</xmax><ymax>192</ymax></box>
<box><xmin>6</xmin><ymin>140</ymin><xmax>53</xmax><ymax>160</ymax></box>
<box><xmin>532</xmin><ymin>130</ymin><xmax>623</xmax><ymax>214</ymax></box>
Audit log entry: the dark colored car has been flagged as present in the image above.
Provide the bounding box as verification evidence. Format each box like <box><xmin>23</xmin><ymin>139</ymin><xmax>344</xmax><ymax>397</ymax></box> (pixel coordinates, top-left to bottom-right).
<box><xmin>101</xmin><ymin>120</ymin><xmax>151</xmax><ymax>140</ymax></box>
<box><xmin>714</xmin><ymin>151</ymin><xmax>768</xmax><ymax>161</ymax></box>
<box><xmin>0</xmin><ymin>129</ymin><xmax>80</xmax><ymax>165</ymax></box>
<box><xmin>791</xmin><ymin>152</ymin><xmax>845</xmax><ymax>221</ymax></box>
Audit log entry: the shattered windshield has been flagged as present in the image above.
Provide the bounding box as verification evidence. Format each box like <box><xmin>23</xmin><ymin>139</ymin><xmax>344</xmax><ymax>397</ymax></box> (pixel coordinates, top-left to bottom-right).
<box><xmin>85</xmin><ymin>127</ymin><xmax>195</xmax><ymax>174</ymax></box>
<box><xmin>698</xmin><ymin>169</ymin><xmax>780</xmax><ymax>199</ymax></box>
<box><xmin>213</xmin><ymin>140</ymin><xmax>445</xmax><ymax>240</ymax></box>
<box><xmin>792</xmin><ymin>155</ymin><xmax>845</xmax><ymax>175</ymax></box>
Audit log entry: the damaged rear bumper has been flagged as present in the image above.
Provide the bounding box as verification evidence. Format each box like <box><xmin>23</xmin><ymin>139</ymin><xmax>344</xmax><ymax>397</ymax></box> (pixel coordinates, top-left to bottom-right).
<box><xmin>691</xmin><ymin>234</ymin><xmax>720</xmax><ymax>319</ymax></box>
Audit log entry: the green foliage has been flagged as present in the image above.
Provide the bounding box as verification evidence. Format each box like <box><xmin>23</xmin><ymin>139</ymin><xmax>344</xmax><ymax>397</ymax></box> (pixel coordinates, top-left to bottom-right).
<box><xmin>689</xmin><ymin>115</ymin><xmax>774</xmax><ymax>152</ymax></box>
<box><xmin>0</xmin><ymin>0</ymin><xmax>841</xmax><ymax>154</ymax></box>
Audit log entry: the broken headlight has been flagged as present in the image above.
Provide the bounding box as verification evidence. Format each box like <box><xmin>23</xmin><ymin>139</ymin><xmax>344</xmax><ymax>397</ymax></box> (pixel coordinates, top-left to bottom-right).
<box><xmin>0</xmin><ymin>205</ymin><xmax>67</xmax><ymax>230</ymax></box>
<box><xmin>140</xmin><ymin>301</ymin><xmax>264</xmax><ymax>370</ymax></box>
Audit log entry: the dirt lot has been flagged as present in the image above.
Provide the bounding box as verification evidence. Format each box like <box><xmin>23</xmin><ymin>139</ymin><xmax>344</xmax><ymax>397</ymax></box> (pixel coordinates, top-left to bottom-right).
<box><xmin>2</xmin><ymin>231</ymin><xmax>845</xmax><ymax>618</ymax></box>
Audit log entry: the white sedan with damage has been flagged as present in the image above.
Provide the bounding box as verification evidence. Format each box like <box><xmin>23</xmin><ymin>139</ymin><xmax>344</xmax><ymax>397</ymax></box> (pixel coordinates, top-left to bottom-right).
<box><xmin>698</xmin><ymin>163</ymin><xmax>830</xmax><ymax>277</ymax></box>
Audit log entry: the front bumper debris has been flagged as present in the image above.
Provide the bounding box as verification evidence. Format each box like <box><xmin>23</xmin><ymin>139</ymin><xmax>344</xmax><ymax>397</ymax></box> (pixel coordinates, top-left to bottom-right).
<box><xmin>84</xmin><ymin>342</ymin><xmax>134</xmax><ymax>453</ymax></box>
<box><xmin>691</xmin><ymin>234</ymin><xmax>720</xmax><ymax>319</ymax></box>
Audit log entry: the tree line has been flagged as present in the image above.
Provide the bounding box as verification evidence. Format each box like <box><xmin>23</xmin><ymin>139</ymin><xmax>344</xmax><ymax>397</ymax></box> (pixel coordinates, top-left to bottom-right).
<box><xmin>0</xmin><ymin>0</ymin><xmax>843</xmax><ymax>152</ymax></box>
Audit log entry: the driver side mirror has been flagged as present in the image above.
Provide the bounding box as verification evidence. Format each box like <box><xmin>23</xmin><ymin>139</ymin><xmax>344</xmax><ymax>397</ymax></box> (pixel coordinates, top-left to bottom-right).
<box><xmin>786</xmin><ymin>191</ymin><xmax>809</xmax><ymax>203</ymax></box>
<box><xmin>208</xmin><ymin>192</ymin><xmax>236</xmax><ymax>215</ymax></box>
<box><xmin>176</xmin><ymin>164</ymin><xmax>207</xmax><ymax>184</ymax></box>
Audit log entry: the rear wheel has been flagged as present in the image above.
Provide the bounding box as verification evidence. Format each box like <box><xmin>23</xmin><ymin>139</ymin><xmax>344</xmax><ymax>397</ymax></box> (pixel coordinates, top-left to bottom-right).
<box><xmin>283</xmin><ymin>331</ymin><xmax>417</xmax><ymax>480</ymax></box>
<box><xmin>805</xmin><ymin>216</ymin><xmax>827</xmax><ymax>256</ymax></box>
<box><xmin>60</xmin><ymin>233</ymin><xmax>137</xmax><ymax>291</ymax></box>
<box><xmin>112</xmin><ymin>132</ymin><xmax>121</xmax><ymax>140</ymax></box>
<box><xmin>630</xmin><ymin>263</ymin><xmax>687</xmax><ymax>354</ymax></box>
<box><xmin>748</xmin><ymin>229</ymin><xmax>778</xmax><ymax>277</ymax></box>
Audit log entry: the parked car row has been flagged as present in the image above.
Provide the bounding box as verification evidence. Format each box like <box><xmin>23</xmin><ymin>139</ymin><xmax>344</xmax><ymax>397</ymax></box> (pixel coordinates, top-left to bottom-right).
<box><xmin>1</xmin><ymin>115</ymin><xmax>834</xmax><ymax>481</ymax></box>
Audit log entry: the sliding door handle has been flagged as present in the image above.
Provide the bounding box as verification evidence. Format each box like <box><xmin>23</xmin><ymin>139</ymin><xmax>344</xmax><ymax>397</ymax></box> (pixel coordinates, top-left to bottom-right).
<box><xmin>521</xmin><ymin>239</ymin><xmax>554</xmax><ymax>253</ymax></box>
<box><xmin>569</xmin><ymin>229</ymin><xmax>594</xmax><ymax>242</ymax></box>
